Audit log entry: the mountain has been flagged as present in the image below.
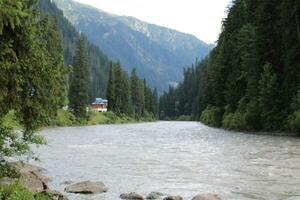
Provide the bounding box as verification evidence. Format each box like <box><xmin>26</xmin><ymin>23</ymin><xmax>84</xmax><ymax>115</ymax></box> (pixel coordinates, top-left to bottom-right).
<box><xmin>52</xmin><ymin>0</ymin><xmax>213</xmax><ymax>92</ymax></box>
<box><xmin>39</xmin><ymin>0</ymin><xmax>110</xmax><ymax>100</ymax></box>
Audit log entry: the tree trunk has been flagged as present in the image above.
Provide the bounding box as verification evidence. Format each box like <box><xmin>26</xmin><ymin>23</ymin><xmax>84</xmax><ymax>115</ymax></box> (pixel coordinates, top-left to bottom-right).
<box><xmin>296</xmin><ymin>8</ymin><xmax>300</xmax><ymax>46</ymax></box>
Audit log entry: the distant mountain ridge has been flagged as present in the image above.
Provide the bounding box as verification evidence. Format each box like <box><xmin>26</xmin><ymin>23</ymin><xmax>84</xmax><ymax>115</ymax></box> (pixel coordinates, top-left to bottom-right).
<box><xmin>53</xmin><ymin>0</ymin><xmax>213</xmax><ymax>91</ymax></box>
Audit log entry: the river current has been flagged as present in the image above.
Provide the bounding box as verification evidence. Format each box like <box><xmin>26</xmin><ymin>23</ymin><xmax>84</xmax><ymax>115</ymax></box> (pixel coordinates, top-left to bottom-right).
<box><xmin>32</xmin><ymin>121</ymin><xmax>300</xmax><ymax>200</ymax></box>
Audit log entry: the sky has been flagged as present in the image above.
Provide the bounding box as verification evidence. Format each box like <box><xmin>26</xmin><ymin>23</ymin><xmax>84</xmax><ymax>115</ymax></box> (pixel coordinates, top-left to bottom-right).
<box><xmin>73</xmin><ymin>0</ymin><xmax>232</xmax><ymax>44</ymax></box>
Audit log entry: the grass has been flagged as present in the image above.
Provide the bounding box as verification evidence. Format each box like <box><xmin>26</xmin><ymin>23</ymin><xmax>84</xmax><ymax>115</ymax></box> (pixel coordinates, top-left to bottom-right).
<box><xmin>0</xmin><ymin>183</ymin><xmax>51</xmax><ymax>200</ymax></box>
<box><xmin>3</xmin><ymin>109</ymin><xmax>156</xmax><ymax>129</ymax></box>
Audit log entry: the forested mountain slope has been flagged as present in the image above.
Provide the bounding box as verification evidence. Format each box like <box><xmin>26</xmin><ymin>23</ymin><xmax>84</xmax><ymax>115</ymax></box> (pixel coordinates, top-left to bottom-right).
<box><xmin>39</xmin><ymin>0</ymin><xmax>110</xmax><ymax>100</ymax></box>
<box><xmin>52</xmin><ymin>0</ymin><xmax>213</xmax><ymax>92</ymax></box>
<box><xmin>159</xmin><ymin>0</ymin><xmax>300</xmax><ymax>133</ymax></box>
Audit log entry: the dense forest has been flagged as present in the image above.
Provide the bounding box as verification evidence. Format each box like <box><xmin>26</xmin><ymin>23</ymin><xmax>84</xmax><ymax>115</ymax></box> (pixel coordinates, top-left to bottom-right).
<box><xmin>107</xmin><ymin>63</ymin><xmax>159</xmax><ymax>119</ymax></box>
<box><xmin>159</xmin><ymin>0</ymin><xmax>300</xmax><ymax>133</ymax></box>
<box><xmin>39</xmin><ymin>0</ymin><xmax>110</xmax><ymax>100</ymax></box>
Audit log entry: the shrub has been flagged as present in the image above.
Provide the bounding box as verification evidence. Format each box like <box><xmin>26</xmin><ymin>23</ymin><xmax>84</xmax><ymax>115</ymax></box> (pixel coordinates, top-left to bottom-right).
<box><xmin>2</xmin><ymin>111</ymin><xmax>22</xmax><ymax>129</ymax></box>
<box><xmin>288</xmin><ymin>110</ymin><xmax>300</xmax><ymax>133</ymax></box>
<box><xmin>200</xmin><ymin>106</ymin><xmax>222</xmax><ymax>127</ymax></box>
<box><xmin>88</xmin><ymin>112</ymin><xmax>109</xmax><ymax>125</ymax></box>
<box><xmin>176</xmin><ymin>115</ymin><xmax>192</xmax><ymax>121</ymax></box>
<box><xmin>0</xmin><ymin>183</ymin><xmax>50</xmax><ymax>200</ymax></box>
<box><xmin>52</xmin><ymin>109</ymin><xmax>76</xmax><ymax>126</ymax></box>
<box><xmin>222</xmin><ymin>111</ymin><xmax>246</xmax><ymax>130</ymax></box>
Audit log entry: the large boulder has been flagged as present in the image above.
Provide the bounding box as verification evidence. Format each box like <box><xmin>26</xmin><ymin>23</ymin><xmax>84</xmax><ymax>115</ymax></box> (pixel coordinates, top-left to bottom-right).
<box><xmin>146</xmin><ymin>192</ymin><xmax>165</xmax><ymax>199</ymax></box>
<box><xmin>1</xmin><ymin>162</ymin><xmax>68</xmax><ymax>200</ymax></box>
<box><xmin>4</xmin><ymin>162</ymin><xmax>50</xmax><ymax>193</ymax></box>
<box><xmin>192</xmin><ymin>194</ymin><xmax>222</xmax><ymax>200</ymax></box>
<box><xmin>163</xmin><ymin>196</ymin><xmax>183</xmax><ymax>200</ymax></box>
<box><xmin>65</xmin><ymin>181</ymin><xmax>108</xmax><ymax>194</ymax></box>
<box><xmin>120</xmin><ymin>192</ymin><xmax>144</xmax><ymax>199</ymax></box>
<box><xmin>10</xmin><ymin>162</ymin><xmax>46</xmax><ymax>174</ymax></box>
<box><xmin>20</xmin><ymin>171</ymin><xmax>48</xmax><ymax>192</ymax></box>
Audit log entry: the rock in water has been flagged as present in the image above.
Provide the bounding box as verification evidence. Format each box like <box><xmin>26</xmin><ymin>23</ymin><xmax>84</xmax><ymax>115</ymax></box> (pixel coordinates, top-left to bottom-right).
<box><xmin>42</xmin><ymin>190</ymin><xmax>69</xmax><ymax>200</ymax></box>
<box><xmin>192</xmin><ymin>194</ymin><xmax>222</xmax><ymax>200</ymax></box>
<box><xmin>163</xmin><ymin>196</ymin><xmax>183</xmax><ymax>200</ymax></box>
<box><xmin>61</xmin><ymin>180</ymin><xmax>74</xmax><ymax>185</ymax></box>
<box><xmin>146</xmin><ymin>192</ymin><xmax>165</xmax><ymax>199</ymax></box>
<box><xmin>120</xmin><ymin>192</ymin><xmax>144</xmax><ymax>199</ymax></box>
<box><xmin>65</xmin><ymin>181</ymin><xmax>108</xmax><ymax>194</ymax></box>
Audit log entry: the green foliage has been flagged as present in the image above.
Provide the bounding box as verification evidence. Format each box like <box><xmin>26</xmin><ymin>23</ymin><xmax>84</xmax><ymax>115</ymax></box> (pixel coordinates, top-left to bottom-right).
<box><xmin>39</xmin><ymin>0</ymin><xmax>110</xmax><ymax>100</ymax></box>
<box><xmin>176</xmin><ymin>115</ymin><xmax>192</xmax><ymax>121</ymax></box>
<box><xmin>69</xmin><ymin>37</ymin><xmax>90</xmax><ymax>120</ymax></box>
<box><xmin>288</xmin><ymin>90</ymin><xmax>300</xmax><ymax>133</ymax></box>
<box><xmin>258</xmin><ymin>63</ymin><xmax>279</xmax><ymax>130</ymax></box>
<box><xmin>106</xmin><ymin>62</ymin><xmax>116</xmax><ymax>111</ymax></box>
<box><xmin>200</xmin><ymin>106</ymin><xmax>221</xmax><ymax>127</ymax></box>
<box><xmin>0</xmin><ymin>183</ymin><xmax>50</xmax><ymax>200</ymax></box>
<box><xmin>2</xmin><ymin>111</ymin><xmax>21</xmax><ymax>130</ymax></box>
<box><xmin>107</xmin><ymin>63</ymin><xmax>158</xmax><ymax>118</ymax></box>
<box><xmin>51</xmin><ymin>109</ymin><xmax>76</xmax><ymax>126</ymax></box>
<box><xmin>160</xmin><ymin>0</ymin><xmax>300</xmax><ymax>133</ymax></box>
<box><xmin>0</xmin><ymin>0</ymin><xmax>65</xmax><ymax>175</ymax></box>
<box><xmin>130</xmin><ymin>69</ymin><xmax>145</xmax><ymax>117</ymax></box>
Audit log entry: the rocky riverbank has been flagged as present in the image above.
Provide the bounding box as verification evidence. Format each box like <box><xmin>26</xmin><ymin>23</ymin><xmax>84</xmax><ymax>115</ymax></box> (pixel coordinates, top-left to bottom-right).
<box><xmin>0</xmin><ymin>162</ymin><xmax>67</xmax><ymax>200</ymax></box>
<box><xmin>0</xmin><ymin>162</ymin><xmax>222</xmax><ymax>200</ymax></box>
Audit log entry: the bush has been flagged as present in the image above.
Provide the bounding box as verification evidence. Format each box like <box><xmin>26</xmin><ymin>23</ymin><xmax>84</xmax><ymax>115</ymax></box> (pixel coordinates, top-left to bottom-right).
<box><xmin>2</xmin><ymin>111</ymin><xmax>22</xmax><ymax>129</ymax></box>
<box><xmin>103</xmin><ymin>111</ymin><xmax>119</xmax><ymax>123</ymax></box>
<box><xmin>200</xmin><ymin>106</ymin><xmax>222</xmax><ymax>127</ymax></box>
<box><xmin>88</xmin><ymin>112</ymin><xmax>110</xmax><ymax>125</ymax></box>
<box><xmin>288</xmin><ymin>110</ymin><xmax>300</xmax><ymax>133</ymax></box>
<box><xmin>0</xmin><ymin>183</ymin><xmax>50</xmax><ymax>200</ymax></box>
<box><xmin>176</xmin><ymin>115</ymin><xmax>192</xmax><ymax>121</ymax></box>
<box><xmin>222</xmin><ymin>111</ymin><xmax>246</xmax><ymax>130</ymax></box>
<box><xmin>51</xmin><ymin>109</ymin><xmax>76</xmax><ymax>126</ymax></box>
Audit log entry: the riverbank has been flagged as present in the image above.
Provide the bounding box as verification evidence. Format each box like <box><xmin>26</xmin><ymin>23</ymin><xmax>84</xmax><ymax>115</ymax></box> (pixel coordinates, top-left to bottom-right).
<box><xmin>3</xmin><ymin>110</ymin><xmax>156</xmax><ymax>129</ymax></box>
<box><xmin>0</xmin><ymin>162</ymin><xmax>67</xmax><ymax>200</ymax></box>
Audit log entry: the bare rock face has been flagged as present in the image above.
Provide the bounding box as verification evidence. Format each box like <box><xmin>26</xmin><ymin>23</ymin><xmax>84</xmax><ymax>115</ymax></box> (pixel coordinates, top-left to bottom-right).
<box><xmin>163</xmin><ymin>196</ymin><xmax>183</xmax><ymax>200</ymax></box>
<box><xmin>192</xmin><ymin>194</ymin><xmax>222</xmax><ymax>200</ymax></box>
<box><xmin>65</xmin><ymin>181</ymin><xmax>108</xmax><ymax>194</ymax></box>
<box><xmin>120</xmin><ymin>192</ymin><xmax>144</xmax><ymax>199</ymax></box>
<box><xmin>146</xmin><ymin>192</ymin><xmax>165</xmax><ymax>199</ymax></box>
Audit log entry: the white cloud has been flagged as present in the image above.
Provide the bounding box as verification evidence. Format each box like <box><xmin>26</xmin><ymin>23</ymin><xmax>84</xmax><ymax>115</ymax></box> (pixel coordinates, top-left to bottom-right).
<box><xmin>73</xmin><ymin>0</ymin><xmax>231</xmax><ymax>44</ymax></box>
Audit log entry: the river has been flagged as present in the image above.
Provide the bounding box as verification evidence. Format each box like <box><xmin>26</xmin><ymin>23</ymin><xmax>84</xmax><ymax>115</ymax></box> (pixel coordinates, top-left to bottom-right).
<box><xmin>31</xmin><ymin>121</ymin><xmax>300</xmax><ymax>200</ymax></box>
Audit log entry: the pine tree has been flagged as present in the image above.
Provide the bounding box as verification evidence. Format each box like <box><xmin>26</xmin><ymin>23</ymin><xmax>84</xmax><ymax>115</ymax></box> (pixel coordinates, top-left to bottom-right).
<box><xmin>0</xmin><ymin>0</ymin><xmax>67</xmax><ymax>175</ymax></box>
<box><xmin>151</xmin><ymin>88</ymin><xmax>159</xmax><ymax>118</ymax></box>
<box><xmin>130</xmin><ymin>68</ymin><xmax>139</xmax><ymax>116</ymax></box>
<box><xmin>69</xmin><ymin>37</ymin><xmax>89</xmax><ymax>119</ymax></box>
<box><xmin>258</xmin><ymin>63</ymin><xmax>279</xmax><ymax>130</ymax></box>
<box><xmin>106</xmin><ymin>62</ymin><xmax>116</xmax><ymax>111</ymax></box>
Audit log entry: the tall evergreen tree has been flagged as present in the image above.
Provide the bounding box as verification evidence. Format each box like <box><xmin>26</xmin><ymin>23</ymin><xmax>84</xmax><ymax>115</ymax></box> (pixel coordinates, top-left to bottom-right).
<box><xmin>0</xmin><ymin>0</ymin><xmax>67</xmax><ymax>174</ymax></box>
<box><xmin>106</xmin><ymin>62</ymin><xmax>116</xmax><ymax>111</ymax></box>
<box><xmin>69</xmin><ymin>37</ymin><xmax>89</xmax><ymax>119</ymax></box>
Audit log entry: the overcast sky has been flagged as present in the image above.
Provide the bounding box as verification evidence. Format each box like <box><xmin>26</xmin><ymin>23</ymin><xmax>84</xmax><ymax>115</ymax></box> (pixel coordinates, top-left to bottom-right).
<box><xmin>73</xmin><ymin>0</ymin><xmax>232</xmax><ymax>44</ymax></box>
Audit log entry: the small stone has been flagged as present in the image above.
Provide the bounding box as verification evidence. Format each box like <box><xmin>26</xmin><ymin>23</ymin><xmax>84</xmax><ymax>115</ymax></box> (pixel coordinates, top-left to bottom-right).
<box><xmin>120</xmin><ymin>192</ymin><xmax>144</xmax><ymax>199</ymax></box>
<box><xmin>163</xmin><ymin>196</ymin><xmax>183</xmax><ymax>200</ymax></box>
<box><xmin>146</xmin><ymin>192</ymin><xmax>165</xmax><ymax>199</ymax></box>
<box><xmin>192</xmin><ymin>194</ymin><xmax>222</xmax><ymax>200</ymax></box>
